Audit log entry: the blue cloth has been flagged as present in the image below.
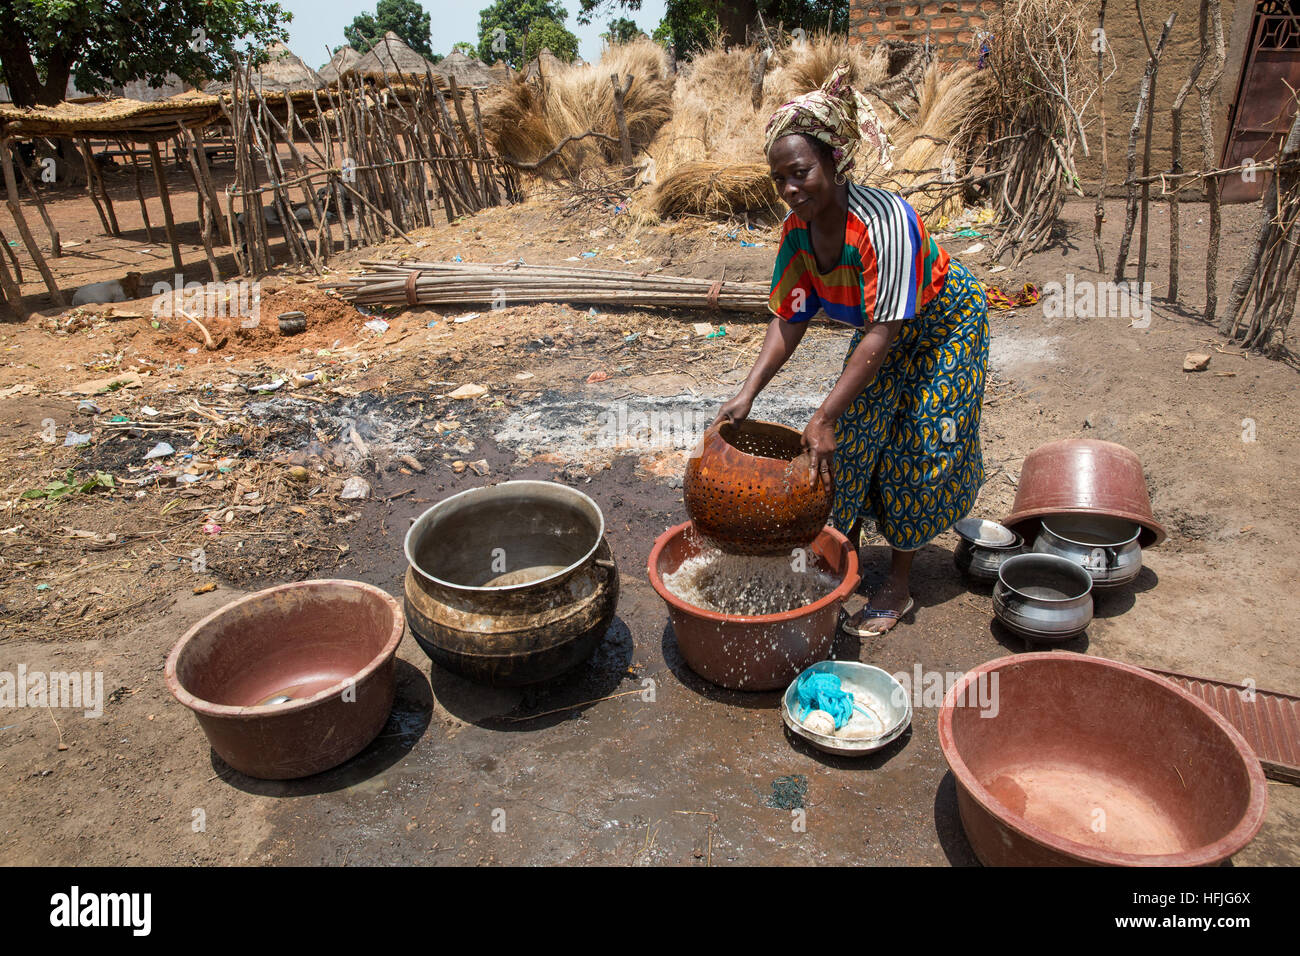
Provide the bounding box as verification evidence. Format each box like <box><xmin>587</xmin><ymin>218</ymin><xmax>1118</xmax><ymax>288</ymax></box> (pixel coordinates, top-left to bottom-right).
<box><xmin>796</xmin><ymin>671</ymin><xmax>855</xmax><ymax>730</ymax></box>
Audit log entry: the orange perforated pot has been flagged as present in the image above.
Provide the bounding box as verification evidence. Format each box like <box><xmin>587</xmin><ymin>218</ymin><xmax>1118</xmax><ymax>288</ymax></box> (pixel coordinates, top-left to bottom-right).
<box><xmin>684</xmin><ymin>419</ymin><xmax>832</xmax><ymax>556</ymax></box>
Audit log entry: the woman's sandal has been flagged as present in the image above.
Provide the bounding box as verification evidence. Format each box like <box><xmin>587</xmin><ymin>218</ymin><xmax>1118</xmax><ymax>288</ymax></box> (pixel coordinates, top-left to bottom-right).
<box><xmin>840</xmin><ymin>597</ymin><xmax>915</xmax><ymax>638</ymax></box>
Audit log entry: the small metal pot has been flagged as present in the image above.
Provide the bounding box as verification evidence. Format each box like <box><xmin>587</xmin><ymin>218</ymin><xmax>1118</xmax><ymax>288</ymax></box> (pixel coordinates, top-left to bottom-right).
<box><xmin>278</xmin><ymin>310</ymin><xmax>306</xmax><ymax>335</ymax></box>
<box><xmin>1033</xmin><ymin>514</ymin><xmax>1142</xmax><ymax>589</ymax></box>
<box><xmin>993</xmin><ymin>553</ymin><xmax>1094</xmax><ymax>641</ymax></box>
<box><xmin>953</xmin><ymin>517</ymin><xmax>1025</xmax><ymax>582</ymax></box>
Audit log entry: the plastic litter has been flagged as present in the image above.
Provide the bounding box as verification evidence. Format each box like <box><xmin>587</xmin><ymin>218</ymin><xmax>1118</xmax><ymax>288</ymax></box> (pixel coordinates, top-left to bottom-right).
<box><xmin>63</xmin><ymin>430</ymin><xmax>92</xmax><ymax>447</ymax></box>
<box><xmin>144</xmin><ymin>442</ymin><xmax>175</xmax><ymax>460</ymax></box>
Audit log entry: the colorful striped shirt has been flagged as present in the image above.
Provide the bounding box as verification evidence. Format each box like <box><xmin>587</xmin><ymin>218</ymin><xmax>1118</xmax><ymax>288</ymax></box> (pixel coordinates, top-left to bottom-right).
<box><xmin>768</xmin><ymin>183</ymin><xmax>950</xmax><ymax>328</ymax></box>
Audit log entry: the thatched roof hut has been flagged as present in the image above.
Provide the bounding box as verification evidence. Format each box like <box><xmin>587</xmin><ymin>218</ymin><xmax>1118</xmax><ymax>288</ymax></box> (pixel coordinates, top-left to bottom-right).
<box><xmin>318</xmin><ymin>45</ymin><xmax>362</xmax><ymax>84</ymax></box>
<box><xmin>436</xmin><ymin>50</ymin><xmax>498</xmax><ymax>89</ymax></box>
<box><xmin>205</xmin><ymin>43</ymin><xmax>322</xmax><ymax>93</ymax></box>
<box><xmin>352</xmin><ymin>31</ymin><xmax>440</xmax><ymax>83</ymax></box>
<box><xmin>523</xmin><ymin>48</ymin><xmax>568</xmax><ymax>82</ymax></box>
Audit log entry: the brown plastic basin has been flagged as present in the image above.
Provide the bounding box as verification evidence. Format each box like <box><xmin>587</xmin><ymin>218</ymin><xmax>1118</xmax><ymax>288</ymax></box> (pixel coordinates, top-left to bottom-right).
<box><xmin>938</xmin><ymin>652</ymin><xmax>1267</xmax><ymax>866</ymax></box>
<box><xmin>166</xmin><ymin>579</ymin><xmax>404</xmax><ymax>779</ymax></box>
<box><xmin>647</xmin><ymin>521</ymin><xmax>858</xmax><ymax>690</ymax></box>
<box><xmin>1003</xmin><ymin>438</ymin><xmax>1167</xmax><ymax>548</ymax></box>
<box><xmin>685</xmin><ymin>420</ymin><xmax>832</xmax><ymax>555</ymax></box>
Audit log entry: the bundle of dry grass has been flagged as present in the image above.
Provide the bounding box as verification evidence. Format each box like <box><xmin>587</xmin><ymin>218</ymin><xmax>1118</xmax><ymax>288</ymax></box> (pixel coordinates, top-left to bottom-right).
<box><xmin>976</xmin><ymin>0</ymin><xmax>1095</xmax><ymax>262</ymax></box>
<box><xmin>873</xmin><ymin>63</ymin><xmax>984</xmax><ymax>223</ymax></box>
<box><xmin>646</xmin><ymin>44</ymin><xmax>761</xmax><ymax>172</ymax></box>
<box><xmin>645</xmin><ymin>33</ymin><xmax>961</xmax><ymax>223</ymax></box>
<box><xmin>482</xmin><ymin>39</ymin><xmax>672</xmax><ymax>176</ymax></box>
<box><xmin>652</xmin><ymin>161</ymin><xmax>782</xmax><ymax>219</ymax></box>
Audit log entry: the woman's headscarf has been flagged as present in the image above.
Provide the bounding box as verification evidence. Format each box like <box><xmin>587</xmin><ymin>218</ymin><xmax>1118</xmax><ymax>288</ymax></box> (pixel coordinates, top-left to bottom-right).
<box><xmin>763</xmin><ymin>61</ymin><xmax>892</xmax><ymax>176</ymax></box>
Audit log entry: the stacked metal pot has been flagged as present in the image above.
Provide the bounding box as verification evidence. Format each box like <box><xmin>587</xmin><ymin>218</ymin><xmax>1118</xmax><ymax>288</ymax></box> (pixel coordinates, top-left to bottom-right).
<box><xmin>957</xmin><ymin>439</ymin><xmax>1167</xmax><ymax>642</ymax></box>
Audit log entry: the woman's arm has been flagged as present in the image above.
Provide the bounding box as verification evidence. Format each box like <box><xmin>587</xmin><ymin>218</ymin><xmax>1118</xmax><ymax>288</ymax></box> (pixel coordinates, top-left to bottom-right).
<box><xmin>802</xmin><ymin>319</ymin><xmax>904</xmax><ymax>486</ymax></box>
<box><xmin>713</xmin><ymin>315</ymin><xmax>809</xmax><ymax>425</ymax></box>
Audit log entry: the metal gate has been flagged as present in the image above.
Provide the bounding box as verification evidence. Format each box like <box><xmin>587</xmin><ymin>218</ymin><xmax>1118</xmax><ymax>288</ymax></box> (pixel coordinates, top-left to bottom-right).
<box><xmin>1221</xmin><ymin>0</ymin><xmax>1300</xmax><ymax>203</ymax></box>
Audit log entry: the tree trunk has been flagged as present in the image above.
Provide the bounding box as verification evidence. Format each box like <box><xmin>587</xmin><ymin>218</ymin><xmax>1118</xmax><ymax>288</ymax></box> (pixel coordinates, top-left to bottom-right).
<box><xmin>715</xmin><ymin>0</ymin><xmax>758</xmax><ymax>46</ymax></box>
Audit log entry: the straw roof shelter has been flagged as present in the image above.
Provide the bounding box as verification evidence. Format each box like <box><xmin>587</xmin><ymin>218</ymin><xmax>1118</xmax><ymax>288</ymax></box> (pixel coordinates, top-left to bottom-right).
<box><xmin>436</xmin><ymin>50</ymin><xmax>498</xmax><ymax>89</ymax></box>
<box><xmin>318</xmin><ymin>45</ymin><xmax>362</xmax><ymax>84</ymax></box>
<box><xmin>351</xmin><ymin>32</ymin><xmax>442</xmax><ymax>84</ymax></box>
<box><xmin>205</xmin><ymin>43</ymin><xmax>323</xmax><ymax>94</ymax></box>
<box><xmin>523</xmin><ymin>49</ymin><xmax>568</xmax><ymax>82</ymax></box>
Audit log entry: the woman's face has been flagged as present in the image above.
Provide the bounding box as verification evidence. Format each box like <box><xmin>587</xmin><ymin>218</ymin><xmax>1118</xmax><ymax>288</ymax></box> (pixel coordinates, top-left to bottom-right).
<box><xmin>768</xmin><ymin>134</ymin><xmax>836</xmax><ymax>221</ymax></box>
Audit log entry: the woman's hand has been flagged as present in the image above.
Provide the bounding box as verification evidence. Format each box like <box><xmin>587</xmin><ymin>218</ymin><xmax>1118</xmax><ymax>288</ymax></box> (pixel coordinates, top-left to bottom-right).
<box><xmin>802</xmin><ymin>411</ymin><xmax>836</xmax><ymax>489</ymax></box>
<box><xmin>712</xmin><ymin>392</ymin><xmax>753</xmax><ymax>427</ymax></box>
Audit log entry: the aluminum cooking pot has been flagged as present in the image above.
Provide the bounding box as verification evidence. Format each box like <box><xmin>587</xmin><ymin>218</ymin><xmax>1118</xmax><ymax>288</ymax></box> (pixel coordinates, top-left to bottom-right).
<box><xmin>1032</xmin><ymin>514</ymin><xmax>1142</xmax><ymax>589</ymax></box>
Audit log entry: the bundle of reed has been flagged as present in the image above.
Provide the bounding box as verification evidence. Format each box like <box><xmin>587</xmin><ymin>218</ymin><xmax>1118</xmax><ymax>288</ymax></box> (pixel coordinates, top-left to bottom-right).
<box><xmin>872</xmin><ymin>64</ymin><xmax>984</xmax><ymax>225</ymax></box>
<box><xmin>329</xmin><ymin>259</ymin><xmax>772</xmax><ymax>312</ymax></box>
<box><xmin>975</xmin><ymin>0</ymin><xmax>1095</xmax><ymax>264</ymax></box>
<box><xmin>652</xmin><ymin>161</ymin><xmax>782</xmax><ymax>218</ymax></box>
<box><xmin>481</xmin><ymin>40</ymin><xmax>672</xmax><ymax>176</ymax></box>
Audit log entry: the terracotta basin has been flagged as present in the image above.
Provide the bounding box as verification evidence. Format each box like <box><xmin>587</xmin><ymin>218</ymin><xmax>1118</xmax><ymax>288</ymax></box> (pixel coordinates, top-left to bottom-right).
<box><xmin>938</xmin><ymin>653</ymin><xmax>1267</xmax><ymax>866</ymax></box>
<box><xmin>403</xmin><ymin>481</ymin><xmax>618</xmax><ymax>686</ymax></box>
<box><xmin>166</xmin><ymin>580</ymin><xmax>404</xmax><ymax>780</ymax></box>
<box><xmin>684</xmin><ymin>419</ymin><xmax>832</xmax><ymax>555</ymax></box>
<box><xmin>1003</xmin><ymin>439</ymin><xmax>1167</xmax><ymax>548</ymax></box>
<box><xmin>647</xmin><ymin>521</ymin><xmax>859</xmax><ymax>691</ymax></box>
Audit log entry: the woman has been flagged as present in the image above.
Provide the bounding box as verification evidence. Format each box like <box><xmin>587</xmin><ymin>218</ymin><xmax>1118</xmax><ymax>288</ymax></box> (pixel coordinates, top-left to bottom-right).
<box><xmin>715</xmin><ymin>63</ymin><xmax>989</xmax><ymax>638</ymax></box>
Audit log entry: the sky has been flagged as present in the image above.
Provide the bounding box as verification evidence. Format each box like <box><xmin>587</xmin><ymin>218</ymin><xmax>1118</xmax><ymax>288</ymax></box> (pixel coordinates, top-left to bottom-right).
<box><xmin>278</xmin><ymin>0</ymin><xmax>670</xmax><ymax>69</ymax></box>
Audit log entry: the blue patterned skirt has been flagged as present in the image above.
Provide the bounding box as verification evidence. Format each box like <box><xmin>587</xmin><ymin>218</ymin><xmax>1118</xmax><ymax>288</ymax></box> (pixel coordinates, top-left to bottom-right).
<box><xmin>831</xmin><ymin>258</ymin><xmax>989</xmax><ymax>550</ymax></box>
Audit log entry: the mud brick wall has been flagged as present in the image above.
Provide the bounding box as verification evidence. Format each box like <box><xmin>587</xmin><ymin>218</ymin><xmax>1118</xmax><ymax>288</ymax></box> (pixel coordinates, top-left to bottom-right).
<box><xmin>848</xmin><ymin>0</ymin><xmax>1257</xmax><ymax>194</ymax></box>
<box><xmin>849</xmin><ymin>0</ymin><xmax>999</xmax><ymax>65</ymax></box>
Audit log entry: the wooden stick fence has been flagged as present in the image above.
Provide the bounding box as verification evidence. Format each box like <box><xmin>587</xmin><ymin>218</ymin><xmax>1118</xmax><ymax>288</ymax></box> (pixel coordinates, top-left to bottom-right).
<box><xmin>218</xmin><ymin>62</ymin><xmax>520</xmax><ymax>275</ymax></box>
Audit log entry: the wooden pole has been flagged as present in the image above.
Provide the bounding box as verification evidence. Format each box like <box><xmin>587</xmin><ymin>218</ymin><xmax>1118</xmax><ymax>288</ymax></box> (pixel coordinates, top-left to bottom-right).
<box><xmin>0</xmin><ymin>224</ymin><xmax>25</xmax><ymax>318</ymax></box>
<box><xmin>1</xmin><ymin>138</ymin><xmax>65</xmax><ymax>305</ymax></box>
<box><xmin>75</xmin><ymin>140</ymin><xmax>113</xmax><ymax>235</ymax></box>
<box><xmin>147</xmin><ymin>140</ymin><xmax>185</xmax><ymax>273</ymax></box>
<box><xmin>78</xmin><ymin>139</ymin><xmax>120</xmax><ymax>235</ymax></box>
<box><xmin>1093</xmin><ymin>0</ymin><xmax>1109</xmax><ymax>273</ymax></box>
<box><xmin>611</xmin><ymin>73</ymin><xmax>634</xmax><ymax>169</ymax></box>
<box><xmin>181</xmin><ymin>131</ymin><xmax>221</xmax><ymax>282</ymax></box>
<box><xmin>1199</xmin><ymin>0</ymin><xmax>1227</xmax><ymax>324</ymax></box>
<box><xmin>122</xmin><ymin>138</ymin><xmax>155</xmax><ymax>243</ymax></box>
<box><xmin>15</xmin><ymin>149</ymin><xmax>61</xmax><ymax>256</ymax></box>
<box><xmin>1114</xmin><ymin>7</ymin><xmax>1174</xmax><ymax>284</ymax></box>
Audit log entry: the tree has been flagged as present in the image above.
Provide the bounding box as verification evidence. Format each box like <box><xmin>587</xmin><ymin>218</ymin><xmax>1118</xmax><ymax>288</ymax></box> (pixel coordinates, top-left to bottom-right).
<box><xmin>476</xmin><ymin>0</ymin><xmax>579</xmax><ymax>69</ymax></box>
<box><xmin>451</xmin><ymin>41</ymin><xmax>478</xmax><ymax>57</ymax></box>
<box><xmin>581</xmin><ymin>0</ymin><xmax>848</xmax><ymax>51</ymax></box>
<box><xmin>603</xmin><ymin>16</ymin><xmax>646</xmax><ymax>44</ymax></box>
<box><xmin>0</xmin><ymin>0</ymin><xmax>290</xmax><ymax>108</ymax></box>
<box><xmin>345</xmin><ymin>0</ymin><xmax>434</xmax><ymax>59</ymax></box>
<box><xmin>650</xmin><ymin>0</ymin><xmax>720</xmax><ymax>57</ymax></box>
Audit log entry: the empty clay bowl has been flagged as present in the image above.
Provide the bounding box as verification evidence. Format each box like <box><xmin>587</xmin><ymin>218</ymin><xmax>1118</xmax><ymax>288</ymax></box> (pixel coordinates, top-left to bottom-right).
<box><xmin>1003</xmin><ymin>438</ymin><xmax>1167</xmax><ymax>547</ymax></box>
<box><xmin>939</xmin><ymin>652</ymin><xmax>1268</xmax><ymax>866</ymax></box>
<box><xmin>684</xmin><ymin>419</ymin><xmax>832</xmax><ymax>555</ymax></box>
<box><xmin>166</xmin><ymin>579</ymin><xmax>404</xmax><ymax>779</ymax></box>
<box><xmin>647</xmin><ymin>521</ymin><xmax>858</xmax><ymax>690</ymax></box>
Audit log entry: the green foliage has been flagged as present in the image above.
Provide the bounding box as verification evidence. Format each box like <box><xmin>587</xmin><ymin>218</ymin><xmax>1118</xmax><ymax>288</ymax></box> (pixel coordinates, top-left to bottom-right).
<box><xmin>649</xmin><ymin>0</ymin><xmax>720</xmax><ymax>57</ymax></box>
<box><xmin>602</xmin><ymin>16</ymin><xmax>646</xmax><ymax>44</ymax></box>
<box><xmin>582</xmin><ymin>1</ymin><xmax>849</xmax><ymax>54</ymax></box>
<box><xmin>22</xmin><ymin>469</ymin><xmax>115</xmax><ymax>503</ymax></box>
<box><xmin>345</xmin><ymin>0</ymin><xmax>434</xmax><ymax>59</ymax></box>
<box><xmin>451</xmin><ymin>41</ymin><xmax>478</xmax><ymax>57</ymax></box>
<box><xmin>476</xmin><ymin>0</ymin><xmax>579</xmax><ymax>68</ymax></box>
<box><xmin>0</xmin><ymin>0</ymin><xmax>291</xmax><ymax>107</ymax></box>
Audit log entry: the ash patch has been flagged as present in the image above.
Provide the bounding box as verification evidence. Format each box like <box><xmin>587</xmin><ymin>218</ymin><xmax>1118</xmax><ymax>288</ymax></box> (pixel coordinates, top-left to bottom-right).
<box><xmin>494</xmin><ymin>390</ymin><xmax>824</xmax><ymax>464</ymax></box>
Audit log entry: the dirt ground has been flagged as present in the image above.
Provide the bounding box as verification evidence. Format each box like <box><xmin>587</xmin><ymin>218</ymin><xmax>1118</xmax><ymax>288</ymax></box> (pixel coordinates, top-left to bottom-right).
<box><xmin>0</xmin><ymin>171</ymin><xmax>1297</xmax><ymax>866</ymax></box>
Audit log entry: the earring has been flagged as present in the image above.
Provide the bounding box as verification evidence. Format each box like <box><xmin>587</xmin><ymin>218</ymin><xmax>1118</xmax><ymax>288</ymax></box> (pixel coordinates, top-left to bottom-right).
<box><xmin>834</xmin><ymin>171</ymin><xmax>847</xmax><ymax>186</ymax></box>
